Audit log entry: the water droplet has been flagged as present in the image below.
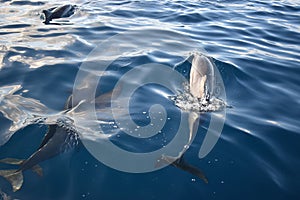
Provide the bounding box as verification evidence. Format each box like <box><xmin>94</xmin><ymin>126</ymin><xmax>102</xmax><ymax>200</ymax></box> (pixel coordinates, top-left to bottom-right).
<box><xmin>191</xmin><ymin>178</ymin><xmax>196</xmax><ymax>182</ymax></box>
<box><xmin>215</xmin><ymin>158</ymin><xmax>218</xmax><ymax>162</ymax></box>
<box><xmin>221</xmin><ymin>180</ymin><xmax>224</xmax><ymax>184</ymax></box>
<box><xmin>142</xmin><ymin>111</ymin><xmax>147</xmax><ymax>114</ymax></box>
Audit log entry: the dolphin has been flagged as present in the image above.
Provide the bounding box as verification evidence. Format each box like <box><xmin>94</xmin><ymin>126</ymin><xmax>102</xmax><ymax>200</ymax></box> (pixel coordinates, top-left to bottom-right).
<box><xmin>158</xmin><ymin>53</ymin><xmax>215</xmax><ymax>183</ymax></box>
<box><xmin>0</xmin><ymin>95</ymin><xmax>78</xmax><ymax>192</ymax></box>
<box><xmin>42</xmin><ymin>5</ymin><xmax>77</xmax><ymax>24</ymax></box>
<box><xmin>0</xmin><ymin>87</ymin><xmax>120</xmax><ymax>192</ymax></box>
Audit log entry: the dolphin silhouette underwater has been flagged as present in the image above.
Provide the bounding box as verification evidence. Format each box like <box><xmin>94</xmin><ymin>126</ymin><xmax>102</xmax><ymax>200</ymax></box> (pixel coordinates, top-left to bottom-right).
<box><xmin>157</xmin><ymin>53</ymin><xmax>217</xmax><ymax>183</ymax></box>
<box><xmin>0</xmin><ymin>95</ymin><xmax>79</xmax><ymax>192</ymax></box>
<box><xmin>0</xmin><ymin>85</ymin><xmax>124</xmax><ymax>192</ymax></box>
<box><xmin>42</xmin><ymin>4</ymin><xmax>77</xmax><ymax>24</ymax></box>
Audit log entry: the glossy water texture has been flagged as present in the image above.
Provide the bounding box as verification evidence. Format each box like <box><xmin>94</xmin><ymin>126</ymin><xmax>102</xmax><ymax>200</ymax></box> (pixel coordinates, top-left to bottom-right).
<box><xmin>0</xmin><ymin>0</ymin><xmax>300</xmax><ymax>199</ymax></box>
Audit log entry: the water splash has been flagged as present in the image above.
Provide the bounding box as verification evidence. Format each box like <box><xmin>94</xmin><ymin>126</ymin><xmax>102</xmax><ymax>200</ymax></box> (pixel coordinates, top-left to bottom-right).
<box><xmin>0</xmin><ymin>85</ymin><xmax>52</xmax><ymax>145</ymax></box>
<box><xmin>171</xmin><ymin>82</ymin><xmax>226</xmax><ymax>113</ymax></box>
<box><xmin>0</xmin><ymin>84</ymin><xmax>118</xmax><ymax>148</ymax></box>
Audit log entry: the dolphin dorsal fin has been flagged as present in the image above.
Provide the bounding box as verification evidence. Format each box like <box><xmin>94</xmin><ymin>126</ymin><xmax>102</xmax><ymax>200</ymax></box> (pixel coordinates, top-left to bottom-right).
<box><xmin>42</xmin><ymin>10</ymin><xmax>52</xmax><ymax>24</ymax></box>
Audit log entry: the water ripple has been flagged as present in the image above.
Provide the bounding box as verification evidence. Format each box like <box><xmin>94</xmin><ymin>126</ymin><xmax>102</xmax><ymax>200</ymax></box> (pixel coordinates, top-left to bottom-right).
<box><xmin>0</xmin><ymin>0</ymin><xmax>299</xmax><ymax>199</ymax></box>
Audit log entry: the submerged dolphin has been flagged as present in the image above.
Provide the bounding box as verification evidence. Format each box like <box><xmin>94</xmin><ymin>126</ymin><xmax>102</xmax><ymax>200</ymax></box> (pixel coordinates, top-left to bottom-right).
<box><xmin>158</xmin><ymin>53</ymin><xmax>215</xmax><ymax>183</ymax></box>
<box><xmin>42</xmin><ymin>4</ymin><xmax>77</xmax><ymax>24</ymax></box>
<box><xmin>0</xmin><ymin>88</ymin><xmax>119</xmax><ymax>192</ymax></box>
<box><xmin>0</xmin><ymin>95</ymin><xmax>78</xmax><ymax>192</ymax></box>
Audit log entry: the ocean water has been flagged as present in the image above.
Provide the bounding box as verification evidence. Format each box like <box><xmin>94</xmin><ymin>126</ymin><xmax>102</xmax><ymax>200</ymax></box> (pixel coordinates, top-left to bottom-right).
<box><xmin>0</xmin><ymin>0</ymin><xmax>300</xmax><ymax>199</ymax></box>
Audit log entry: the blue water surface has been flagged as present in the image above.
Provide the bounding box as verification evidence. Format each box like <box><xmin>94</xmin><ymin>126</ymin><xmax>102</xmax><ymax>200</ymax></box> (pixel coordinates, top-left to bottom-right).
<box><xmin>0</xmin><ymin>0</ymin><xmax>300</xmax><ymax>199</ymax></box>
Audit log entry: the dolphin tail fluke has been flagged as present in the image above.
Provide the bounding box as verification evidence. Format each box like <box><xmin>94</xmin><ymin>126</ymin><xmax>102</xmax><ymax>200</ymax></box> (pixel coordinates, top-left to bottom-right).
<box><xmin>0</xmin><ymin>170</ymin><xmax>23</xmax><ymax>192</ymax></box>
<box><xmin>0</xmin><ymin>157</ymin><xmax>43</xmax><ymax>176</ymax></box>
<box><xmin>172</xmin><ymin>156</ymin><xmax>208</xmax><ymax>183</ymax></box>
<box><xmin>157</xmin><ymin>154</ymin><xmax>208</xmax><ymax>183</ymax></box>
<box><xmin>42</xmin><ymin>10</ymin><xmax>52</xmax><ymax>24</ymax></box>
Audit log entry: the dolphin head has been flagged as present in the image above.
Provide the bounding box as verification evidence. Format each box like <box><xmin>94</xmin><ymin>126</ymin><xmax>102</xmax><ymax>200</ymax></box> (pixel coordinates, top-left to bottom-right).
<box><xmin>190</xmin><ymin>53</ymin><xmax>215</xmax><ymax>99</ymax></box>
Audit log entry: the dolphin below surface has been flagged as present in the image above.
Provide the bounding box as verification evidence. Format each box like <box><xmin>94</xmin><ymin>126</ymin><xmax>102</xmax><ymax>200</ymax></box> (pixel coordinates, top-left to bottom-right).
<box><xmin>0</xmin><ymin>95</ymin><xmax>79</xmax><ymax>192</ymax></box>
<box><xmin>42</xmin><ymin>4</ymin><xmax>77</xmax><ymax>24</ymax></box>
<box><xmin>156</xmin><ymin>53</ymin><xmax>215</xmax><ymax>183</ymax></box>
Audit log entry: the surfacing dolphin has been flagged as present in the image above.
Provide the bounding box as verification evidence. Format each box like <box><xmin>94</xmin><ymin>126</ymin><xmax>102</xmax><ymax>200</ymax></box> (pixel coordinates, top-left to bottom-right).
<box><xmin>42</xmin><ymin>4</ymin><xmax>77</xmax><ymax>24</ymax></box>
<box><xmin>0</xmin><ymin>95</ymin><xmax>79</xmax><ymax>192</ymax></box>
<box><xmin>157</xmin><ymin>53</ymin><xmax>216</xmax><ymax>183</ymax></box>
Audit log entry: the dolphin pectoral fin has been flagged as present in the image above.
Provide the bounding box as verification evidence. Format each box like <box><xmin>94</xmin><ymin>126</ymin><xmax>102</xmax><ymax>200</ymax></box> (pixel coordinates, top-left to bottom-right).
<box><xmin>31</xmin><ymin>165</ymin><xmax>43</xmax><ymax>177</ymax></box>
<box><xmin>0</xmin><ymin>158</ymin><xmax>24</xmax><ymax>165</ymax></box>
<box><xmin>0</xmin><ymin>170</ymin><xmax>23</xmax><ymax>192</ymax></box>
